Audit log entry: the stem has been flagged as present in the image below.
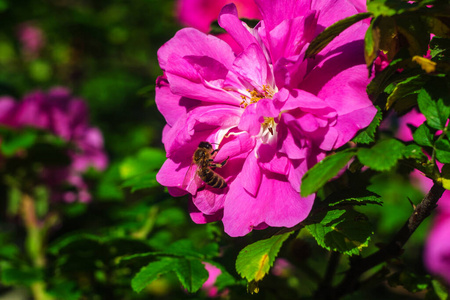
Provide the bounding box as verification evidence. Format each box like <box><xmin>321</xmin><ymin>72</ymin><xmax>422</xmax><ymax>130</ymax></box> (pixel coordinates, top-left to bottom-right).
<box><xmin>131</xmin><ymin>206</ymin><xmax>159</xmax><ymax>239</ymax></box>
<box><xmin>314</xmin><ymin>252</ymin><xmax>341</xmax><ymax>299</ymax></box>
<box><xmin>333</xmin><ymin>182</ymin><xmax>445</xmax><ymax>298</ymax></box>
<box><xmin>21</xmin><ymin>194</ymin><xmax>54</xmax><ymax>300</ymax></box>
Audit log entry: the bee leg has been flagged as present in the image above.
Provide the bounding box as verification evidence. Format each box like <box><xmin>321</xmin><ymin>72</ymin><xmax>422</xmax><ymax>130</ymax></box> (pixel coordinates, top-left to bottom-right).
<box><xmin>209</xmin><ymin>156</ymin><xmax>229</xmax><ymax>169</ymax></box>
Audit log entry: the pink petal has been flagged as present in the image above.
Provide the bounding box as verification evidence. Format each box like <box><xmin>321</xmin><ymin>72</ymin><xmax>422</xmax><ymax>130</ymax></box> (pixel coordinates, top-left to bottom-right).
<box><xmin>158</xmin><ymin>28</ymin><xmax>235</xmax><ymax>71</ymax></box>
<box><xmin>218</xmin><ymin>4</ymin><xmax>260</xmax><ymax>53</ymax></box>
<box><xmin>223</xmin><ymin>172</ymin><xmax>315</xmax><ymax>236</ymax></box>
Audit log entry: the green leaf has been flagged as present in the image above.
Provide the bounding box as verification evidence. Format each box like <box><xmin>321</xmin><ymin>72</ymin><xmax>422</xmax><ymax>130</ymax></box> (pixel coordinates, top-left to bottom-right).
<box><xmin>385</xmin><ymin>74</ymin><xmax>426</xmax><ymax>110</ymax></box>
<box><xmin>173</xmin><ymin>258</ymin><xmax>209</xmax><ymax>293</ymax></box>
<box><xmin>163</xmin><ymin>239</ymin><xmax>218</xmax><ymax>259</ymax></box>
<box><xmin>236</xmin><ymin>232</ymin><xmax>293</xmax><ymax>283</ymax></box>
<box><xmin>435</xmin><ymin>139</ymin><xmax>450</xmax><ymax>164</ymax></box>
<box><xmin>0</xmin><ymin>129</ymin><xmax>37</xmax><ymax>156</ymax></box>
<box><xmin>131</xmin><ymin>258</ymin><xmax>175</xmax><ymax>293</ymax></box>
<box><xmin>48</xmin><ymin>280</ymin><xmax>82</xmax><ymax>300</ymax></box>
<box><xmin>122</xmin><ymin>171</ymin><xmax>159</xmax><ymax>192</ymax></box>
<box><xmin>1</xmin><ymin>267</ymin><xmax>43</xmax><ymax>285</ymax></box>
<box><xmin>131</xmin><ymin>257</ymin><xmax>209</xmax><ymax>293</ymax></box>
<box><xmin>120</xmin><ymin>148</ymin><xmax>166</xmax><ymax>180</ymax></box>
<box><xmin>413</xmin><ymin>123</ymin><xmax>435</xmax><ymax>147</ymax></box>
<box><xmin>430</xmin><ymin>37</ymin><xmax>450</xmax><ymax>62</ymax></box>
<box><xmin>357</xmin><ymin>139</ymin><xmax>406</xmax><ymax>171</ymax></box>
<box><xmin>402</xmin><ymin>144</ymin><xmax>427</xmax><ymax>160</ymax></box>
<box><xmin>364</xmin><ymin>18</ymin><xmax>378</xmax><ymax>67</ymax></box>
<box><xmin>367</xmin><ymin>0</ymin><xmax>412</xmax><ymax>17</ymax></box>
<box><xmin>212</xmin><ymin>264</ymin><xmax>240</xmax><ymax>290</ymax></box>
<box><xmin>329</xmin><ymin>195</ymin><xmax>383</xmax><ymax>207</ymax></box>
<box><xmin>367</xmin><ymin>57</ymin><xmax>404</xmax><ymax>97</ymax></box>
<box><xmin>306</xmin><ymin>209</ymin><xmax>373</xmax><ymax>255</ymax></box>
<box><xmin>431</xmin><ymin>279</ymin><xmax>449</xmax><ymax>300</ymax></box>
<box><xmin>417</xmin><ymin>80</ymin><xmax>450</xmax><ymax>130</ymax></box>
<box><xmin>352</xmin><ymin>107</ymin><xmax>382</xmax><ymax>144</ymax></box>
<box><xmin>305</xmin><ymin>12</ymin><xmax>372</xmax><ymax>58</ymax></box>
<box><xmin>301</xmin><ymin>149</ymin><xmax>357</xmax><ymax>197</ymax></box>
<box><xmin>438</xmin><ymin>164</ymin><xmax>450</xmax><ymax>191</ymax></box>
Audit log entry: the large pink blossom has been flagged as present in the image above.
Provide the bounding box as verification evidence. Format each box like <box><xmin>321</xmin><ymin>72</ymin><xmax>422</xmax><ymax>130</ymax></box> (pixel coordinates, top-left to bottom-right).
<box><xmin>156</xmin><ymin>0</ymin><xmax>377</xmax><ymax>236</ymax></box>
<box><xmin>0</xmin><ymin>87</ymin><xmax>108</xmax><ymax>202</ymax></box>
<box><xmin>395</xmin><ymin>109</ymin><xmax>450</xmax><ymax>283</ymax></box>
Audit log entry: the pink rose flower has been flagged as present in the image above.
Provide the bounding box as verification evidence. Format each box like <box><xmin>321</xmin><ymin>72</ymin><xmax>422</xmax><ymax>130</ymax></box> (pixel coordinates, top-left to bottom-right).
<box><xmin>0</xmin><ymin>87</ymin><xmax>108</xmax><ymax>202</ymax></box>
<box><xmin>156</xmin><ymin>0</ymin><xmax>377</xmax><ymax>236</ymax></box>
<box><xmin>176</xmin><ymin>0</ymin><xmax>261</xmax><ymax>33</ymax></box>
<box><xmin>395</xmin><ymin>109</ymin><xmax>450</xmax><ymax>283</ymax></box>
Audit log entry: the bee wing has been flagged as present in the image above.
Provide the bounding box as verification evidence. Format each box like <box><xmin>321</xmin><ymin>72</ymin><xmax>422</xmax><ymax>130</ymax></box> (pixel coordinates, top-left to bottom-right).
<box><xmin>182</xmin><ymin>162</ymin><xmax>204</xmax><ymax>194</ymax></box>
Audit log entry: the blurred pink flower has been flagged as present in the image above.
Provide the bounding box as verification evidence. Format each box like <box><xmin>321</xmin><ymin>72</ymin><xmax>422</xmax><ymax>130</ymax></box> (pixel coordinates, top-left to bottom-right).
<box><xmin>395</xmin><ymin>108</ymin><xmax>450</xmax><ymax>284</ymax></box>
<box><xmin>157</xmin><ymin>0</ymin><xmax>376</xmax><ymax>236</ymax></box>
<box><xmin>17</xmin><ymin>22</ymin><xmax>46</xmax><ymax>57</ymax></box>
<box><xmin>201</xmin><ymin>262</ymin><xmax>226</xmax><ymax>298</ymax></box>
<box><xmin>272</xmin><ymin>258</ymin><xmax>295</xmax><ymax>277</ymax></box>
<box><xmin>176</xmin><ymin>0</ymin><xmax>261</xmax><ymax>33</ymax></box>
<box><xmin>0</xmin><ymin>87</ymin><xmax>108</xmax><ymax>202</ymax></box>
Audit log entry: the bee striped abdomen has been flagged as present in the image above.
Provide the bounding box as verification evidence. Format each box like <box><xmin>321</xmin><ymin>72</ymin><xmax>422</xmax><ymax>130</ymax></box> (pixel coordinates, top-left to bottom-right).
<box><xmin>199</xmin><ymin>168</ymin><xmax>227</xmax><ymax>188</ymax></box>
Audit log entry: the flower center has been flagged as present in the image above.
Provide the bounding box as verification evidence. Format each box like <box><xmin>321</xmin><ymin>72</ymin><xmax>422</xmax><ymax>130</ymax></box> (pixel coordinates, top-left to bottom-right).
<box><xmin>240</xmin><ymin>85</ymin><xmax>274</xmax><ymax>108</ymax></box>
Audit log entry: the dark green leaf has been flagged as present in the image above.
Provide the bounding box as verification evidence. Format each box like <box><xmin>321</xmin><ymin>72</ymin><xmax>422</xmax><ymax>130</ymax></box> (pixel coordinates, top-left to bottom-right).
<box><xmin>367</xmin><ymin>57</ymin><xmax>404</xmax><ymax>98</ymax></box>
<box><xmin>173</xmin><ymin>258</ymin><xmax>209</xmax><ymax>293</ymax></box>
<box><xmin>163</xmin><ymin>239</ymin><xmax>218</xmax><ymax>259</ymax></box>
<box><xmin>352</xmin><ymin>107</ymin><xmax>382</xmax><ymax>144</ymax></box>
<box><xmin>329</xmin><ymin>195</ymin><xmax>383</xmax><ymax>207</ymax></box>
<box><xmin>1</xmin><ymin>267</ymin><xmax>43</xmax><ymax>285</ymax></box>
<box><xmin>131</xmin><ymin>257</ymin><xmax>208</xmax><ymax>293</ymax></box>
<box><xmin>306</xmin><ymin>209</ymin><xmax>373</xmax><ymax>255</ymax></box>
<box><xmin>301</xmin><ymin>149</ymin><xmax>357</xmax><ymax>197</ymax></box>
<box><xmin>417</xmin><ymin>80</ymin><xmax>450</xmax><ymax>130</ymax></box>
<box><xmin>430</xmin><ymin>37</ymin><xmax>450</xmax><ymax>62</ymax></box>
<box><xmin>364</xmin><ymin>18</ymin><xmax>378</xmax><ymax>67</ymax></box>
<box><xmin>122</xmin><ymin>171</ymin><xmax>159</xmax><ymax>192</ymax></box>
<box><xmin>385</xmin><ymin>74</ymin><xmax>426</xmax><ymax>110</ymax></box>
<box><xmin>236</xmin><ymin>232</ymin><xmax>293</xmax><ymax>283</ymax></box>
<box><xmin>402</xmin><ymin>144</ymin><xmax>427</xmax><ymax>160</ymax></box>
<box><xmin>413</xmin><ymin>123</ymin><xmax>435</xmax><ymax>147</ymax></box>
<box><xmin>213</xmin><ymin>264</ymin><xmax>240</xmax><ymax>290</ymax></box>
<box><xmin>0</xmin><ymin>129</ymin><xmax>37</xmax><ymax>156</ymax></box>
<box><xmin>305</xmin><ymin>12</ymin><xmax>372</xmax><ymax>58</ymax></box>
<box><xmin>131</xmin><ymin>258</ymin><xmax>175</xmax><ymax>293</ymax></box>
<box><xmin>357</xmin><ymin>139</ymin><xmax>406</xmax><ymax>171</ymax></box>
<box><xmin>48</xmin><ymin>280</ymin><xmax>82</xmax><ymax>300</ymax></box>
<box><xmin>435</xmin><ymin>139</ymin><xmax>450</xmax><ymax>164</ymax></box>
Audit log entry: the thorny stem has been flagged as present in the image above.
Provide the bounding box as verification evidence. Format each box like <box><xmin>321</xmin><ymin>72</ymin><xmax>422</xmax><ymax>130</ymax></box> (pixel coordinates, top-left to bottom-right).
<box><xmin>330</xmin><ymin>182</ymin><xmax>446</xmax><ymax>299</ymax></box>
<box><xmin>21</xmin><ymin>194</ymin><xmax>54</xmax><ymax>300</ymax></box>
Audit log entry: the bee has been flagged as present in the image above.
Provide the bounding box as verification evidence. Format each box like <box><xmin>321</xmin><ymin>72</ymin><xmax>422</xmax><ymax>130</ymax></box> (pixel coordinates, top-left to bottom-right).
<box><xmin>183</xmin><ymin>141</ymin><xmax>229</xmax><ymax>191</ymax></box>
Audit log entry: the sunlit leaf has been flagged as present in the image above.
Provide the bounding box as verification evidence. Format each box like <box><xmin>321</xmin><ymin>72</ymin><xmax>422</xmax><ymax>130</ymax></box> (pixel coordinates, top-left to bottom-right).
<box><xmin>301</xmin><ymin>149</ymin><xmax>357</xmax><ymax>197</ymax></box>
<box><xmin>236</xmin><ymin>232</ymin><xmax>293</xmax><ymax>284</ymax></box>
<box><xmin>357</xmin><ymin>139</ymin><xmax>406</xmax><ymax>171</ymax></box>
